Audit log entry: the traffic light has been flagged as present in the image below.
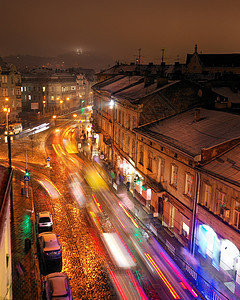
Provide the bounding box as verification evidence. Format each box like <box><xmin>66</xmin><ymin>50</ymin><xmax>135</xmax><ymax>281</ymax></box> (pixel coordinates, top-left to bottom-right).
<box><xmin>25</xmin><ymin>169</ymin><xmax>29</xmax><ymax>177</ymax></box>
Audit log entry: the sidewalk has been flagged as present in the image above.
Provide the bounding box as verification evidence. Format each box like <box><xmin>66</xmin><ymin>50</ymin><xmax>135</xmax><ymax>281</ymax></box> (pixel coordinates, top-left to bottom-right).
<box><xmin>11</xmin><ymin>172</ymin><xmax>41</xmax><ymax>299</ymax></box>
<box><xmin>83</xmin><ymin>141</ymin><xmax>240</xmax><ymax>300</ymax></box>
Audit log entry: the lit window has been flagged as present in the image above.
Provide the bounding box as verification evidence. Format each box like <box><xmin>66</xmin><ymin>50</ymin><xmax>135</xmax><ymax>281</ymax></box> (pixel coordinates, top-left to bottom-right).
<box><xmin>28</xmin><ymin>95</ymin><xmax>31</xmax><ymax>100</ymax></box>
<box><xmin>2</xmin><ymin>75</ymin><xmax>7</xmax><ymax>83</ymax></box>
<box><xmin>202</xmin><ymin>183</ymin><xmax>212</xmax><ymax>207</ymax></box>
<box><xmin>170</xmin><ymin>164</ymin><xmax>178</xmax><ymax>187</ymax></box>
<box><xmin>21</xmin><ymin>87</ymin><xmax>24</xmax><ymax>92</ymax></box>
<box><xmin>185</xmin><ymin>173</ymin><xmax>193</xmax><ymax>197</ymax></box>
<box><xmin>234</xmin><ymin>200</ymin><xmax>240</xmax><ymax>230</ymax></box>
<box><xmin>215</xmin><ymin>190</ymin><xmax>226</xmax><ymax>216</ymax></box>
<box><xmin>182</xmin><ymin>222</ymin><xmax>189</xmax><ymax>237</ymax></box>
<box><xmin>51</xmin><ymin>96</ymin><xmax>54</xmax><ymax>100</ymax></box>
<box><xmin>157</xmin><ymin>157</ymin><xmax>165</xmax><ymax>182</ymax></box>
<box><xmin>43</xmin><ymin>86</ymin><xmax>46</xmax><ymax>92</ymax></box>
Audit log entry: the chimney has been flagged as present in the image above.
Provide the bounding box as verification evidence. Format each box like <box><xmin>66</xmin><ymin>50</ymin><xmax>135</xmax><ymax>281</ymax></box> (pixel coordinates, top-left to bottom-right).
<box><xmin>194</xmin><ymin>108</ymin><xmax>200</xmax><ymax>122</ymax></box>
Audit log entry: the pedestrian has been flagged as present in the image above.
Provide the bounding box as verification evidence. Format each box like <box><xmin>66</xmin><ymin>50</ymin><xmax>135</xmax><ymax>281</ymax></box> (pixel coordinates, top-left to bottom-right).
<box><xmin>126</xmin><ymin>181</ymin><xmax>130</xmax><ymax>191</ymax></box>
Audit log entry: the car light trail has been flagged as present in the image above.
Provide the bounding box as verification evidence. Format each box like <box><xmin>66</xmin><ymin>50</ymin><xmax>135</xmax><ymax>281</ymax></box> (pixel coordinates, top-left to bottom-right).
<box><xmin>160</xmin><ymin>252</ymin><xmax>198</xmax><ymax>298</ymax></box>
<box><xmin>92</xmin><ymin>193</ymin><xmax>103</xmax><ymax>213</ymax></box>
<box><xmin>52</xmin><ymin>144</ymin><xmax>60</xmax><ymax>156</ymax></box>
<box><xmin>125</xmin><ymin>270</ymin><xmax>148</xmax><ymax>300</ymax></box>
<box><xmin>115</xmin><ymin>230</ymin><xmax>136</xmax><ymax>264</ymax></box>
<box><xmin>119</xmin><ymin>202</ymin><xmax>139</xmax><ymax>228</ymax></box>
<box><xmin>108</xmin><ymin>269</ymin><xmax>128</xmax><ymax>300</ymax></box>
<box><xmin>103</xmin><ymin>233</ymin><xmax>136</xmax><ymax>269</ymax></box>
<box><xmin>37</xmin><ymin>178</ymin><xmax>61</xmax><ymax>199</ymax></box>
<box><xmin>144</xmin><ymin>253</ymin><xmax>180</xmax><ymax>299</ymax></box>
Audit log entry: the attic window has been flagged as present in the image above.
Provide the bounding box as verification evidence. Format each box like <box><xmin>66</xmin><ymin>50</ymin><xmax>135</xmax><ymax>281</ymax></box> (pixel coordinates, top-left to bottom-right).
<box><xmin>161</xmin><ymin>147</ymin><xmax>164</xmax><ymax>152</ymax></box>
<box><xmin>174</xmin><ymin>153</ymin><xmax>178</xmax><ymax>159</ymax></box>
<box><xmin>141</xmin><ymin>137</ymin><xmax>143</xmax><ymax>141</ymax></box>
<box><xmin>150</xmin><ymin>141</ymin><xmax>152</xmax><ymax>146</ymax></box>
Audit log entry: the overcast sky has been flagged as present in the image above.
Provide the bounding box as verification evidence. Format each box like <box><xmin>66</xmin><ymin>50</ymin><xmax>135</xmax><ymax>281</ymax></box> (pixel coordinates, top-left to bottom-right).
<box><xmin>1</xmin><ymin>0</ymin><xmax>240</xmax><ymax>64</ymax></box>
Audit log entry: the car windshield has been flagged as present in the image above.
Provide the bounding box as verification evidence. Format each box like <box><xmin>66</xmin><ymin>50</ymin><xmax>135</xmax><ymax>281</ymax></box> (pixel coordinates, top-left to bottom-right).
<box><xmin>39</xmin><ymin>217</ymin><xmax>51</xmax><ymax>223</ymax></box>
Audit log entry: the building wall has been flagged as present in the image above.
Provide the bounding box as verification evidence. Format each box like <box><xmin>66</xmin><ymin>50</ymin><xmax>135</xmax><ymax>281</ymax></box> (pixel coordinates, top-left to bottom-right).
<box><xmin>0</xmin><ymin>199</ymin><xmax>11</xmax><ymax>300</ymax></box>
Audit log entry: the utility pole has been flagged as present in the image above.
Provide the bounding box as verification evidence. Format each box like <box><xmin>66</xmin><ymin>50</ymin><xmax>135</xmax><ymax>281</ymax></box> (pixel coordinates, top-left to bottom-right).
<box><xmin>161</xmin><ymin>48</ymin><xmax>165</xmax><ymax>63</ymax></box>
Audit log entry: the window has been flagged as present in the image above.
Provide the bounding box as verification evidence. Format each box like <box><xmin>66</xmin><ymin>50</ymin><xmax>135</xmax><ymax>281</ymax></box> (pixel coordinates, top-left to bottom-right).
<box><xmin>118</xmin><ymin>110</ymin><xmax>121</xmax><ymax>123</ymax></box>
<box><xmin>185</xmin><ymin>173</ymin><xmax>193</xmax><ymax>197</ymax></box>
<box><xmin>234</xmin><ymin>200</ymin><xmax>240</xmax><ymax>230</ymax></box>
<box><xmin>118</xmin><ymin>130</ymin><xmax>120</xmax><ymax>145</ymax></box>
<box><xmin>127</xmin><ymin>136</ymin><xmax>130</xmax><ymax>154</ymax></box>
<box><xmin>147</xmin><ymin>151</ymin><xmax>153</xmax><ymax>171</ymax></box>
<box><xmin>157</xmin><ymin>157</ymin><xmax>165</xmax><ymax>182</ymax></box>
<box><xmin>202</xmin><ymin>183</ymin><xmax>212</xmax><ymax>207</ymax></box>
<box><xmin>122</xmin><ymin>112</ymin><xmax>125</xmax><ymax>127</ymax></box>
<box><xmin>131</xmin><ymin>140</ymin><xmax>135</xmax><ymax>159</ymax></box>
<box><xmin>12</xmin><ymin>88</ymin><xmax>14</xmax><ymax>96</ymax></box>
<box><xmin>215</xmin><ymin>190</ymin><xmax>226</xmax><ymax>215</ymax></box>
<box><xmin>128</xmin><ymin>115</ymin><xmax>131</xmax><ymax>129</ymax></box>
<box><xmin>132</xmin><ymin>116</ymin><xmax>136</xmax><ymax>129</ymax></box>
<box><xmin>139</xmin><ymin>145</ymin><xmax>144</xmax><ymax>165</ymax></box>
<box><xmin>121</xmin><ymin>132</ymin><xmax>124</xmax><ymax>150</ymax></box>
<box><xmin>51</xmin><ymin>96</ymin><xmax>54</xmax><ymax>100</ymax></box>
<box><xmin>3</xmin><ymin>88</ymin><xmax>8</xmax><ymax>96</ymax></box>
<box><xmin>182</xmin><ymin>222</ymin><xmax>189</xmax><ymax>237</ymax></box>
<box><xmin>2</xmin><ymin>75</ymin><xmax>7</xmax><ymax>83</ymax></box>
<box><xmin>170</xmin><ymin>164</ymin><xmax>178</xmax><ymax>187</ymax></box>
<box><xmin>24</xmin><ymin>87</ymin><xmax>27</xmax><ymax>92</ymax></box>
<box><xmin>28</xmin><ymin>95</ymin><xmax>31</xmax><ymax>100</ymax></box>
<box><xmin>43</xmin><ymin>86</ymin><xmax>46</xmax><ymax>92</ymax></box>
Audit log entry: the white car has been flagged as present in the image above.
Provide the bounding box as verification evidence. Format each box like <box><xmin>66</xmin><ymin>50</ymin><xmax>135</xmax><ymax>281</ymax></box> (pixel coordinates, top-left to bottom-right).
<box><xmin>37</xmin><ymin>211</ymin><xmax>53</xmax><ymax>233</ymax></box>
<box><xmin>45</xmin><ymin>272</ymin><xmax>73</xmax><ymax>300</ymax></box>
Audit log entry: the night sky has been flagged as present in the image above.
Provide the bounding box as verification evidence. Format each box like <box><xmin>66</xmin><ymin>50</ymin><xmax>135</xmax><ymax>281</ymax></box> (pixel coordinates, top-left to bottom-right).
<box><xmin>1</xmin><ymin>0</ymin><xmax>240</xmax><ymax>64</ymax></box>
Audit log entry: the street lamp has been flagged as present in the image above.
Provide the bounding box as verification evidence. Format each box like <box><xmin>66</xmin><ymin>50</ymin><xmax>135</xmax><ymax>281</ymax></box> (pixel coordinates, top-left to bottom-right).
<box><xmin>3</xmin><ymin>107</ymin><xmax>11</xmax><ymax>167</ymax></box>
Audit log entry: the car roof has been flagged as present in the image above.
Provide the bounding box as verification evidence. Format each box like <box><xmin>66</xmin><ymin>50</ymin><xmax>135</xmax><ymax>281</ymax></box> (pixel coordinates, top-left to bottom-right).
<box><xmin>47</xmin><ymin>274</ymin><xmax>68</xmax><ymax>296</ymax></box>
<box><xmin>38</xmin><ymin>211</ymin><xmax>52</xmax><ymax>218</ymax></box>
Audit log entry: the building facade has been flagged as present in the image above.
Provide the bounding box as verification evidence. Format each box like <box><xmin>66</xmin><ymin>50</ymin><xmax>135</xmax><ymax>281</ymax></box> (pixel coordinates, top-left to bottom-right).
<box><xmin>0</xmin><ymin>58</ymin><xmax>21</xmax><ymax>124</ymax></box>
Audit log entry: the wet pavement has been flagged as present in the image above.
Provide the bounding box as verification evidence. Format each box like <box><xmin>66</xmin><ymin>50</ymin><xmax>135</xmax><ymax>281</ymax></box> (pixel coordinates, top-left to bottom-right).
<box><xmin>8</xmin><ymin>120</ymin><xmax>240</xmax><ymax>300</ymax></box>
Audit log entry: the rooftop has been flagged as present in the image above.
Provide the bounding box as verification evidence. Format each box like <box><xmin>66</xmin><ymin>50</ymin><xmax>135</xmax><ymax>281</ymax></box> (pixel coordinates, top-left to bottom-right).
<box><xmin>134</xmin><ymin>108</ymin><xmax>240</xmax><ymax>157</ymax></box>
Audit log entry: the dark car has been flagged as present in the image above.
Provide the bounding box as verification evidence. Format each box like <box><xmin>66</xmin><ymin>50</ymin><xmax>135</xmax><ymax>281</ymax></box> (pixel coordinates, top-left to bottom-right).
<box><xmin>37</xmin><ymin>232</ymin><xmax>62</xmax><ymax>263</ymax></box>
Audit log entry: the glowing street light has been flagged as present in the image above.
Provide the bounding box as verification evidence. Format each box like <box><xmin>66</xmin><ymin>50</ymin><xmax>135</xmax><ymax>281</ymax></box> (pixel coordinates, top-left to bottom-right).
<box><xmin>66</xmin><ymin>97</ymin><xmax>70</xmax><ymax>101</ymax></box>
<box><xmin>73</xmin><ymin>114</ymin><xmax>77</xmax><ymax>118</ymax></box>
<box><xmin>52</xmin><ymin>115</ymin><xmax>57</xmax><ymax>119</ymax></box>
<box><xmin>3</xmin><ymin>107</ymin><xmax>11</xmax><ymax>167</ymax></box>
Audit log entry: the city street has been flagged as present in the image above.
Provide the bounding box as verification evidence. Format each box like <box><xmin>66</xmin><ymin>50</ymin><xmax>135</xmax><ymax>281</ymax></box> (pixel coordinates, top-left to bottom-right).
<box><xmin>0</xmin><ymin>113</ymin><xmax>224</xmax><ymax>299</ymax></box>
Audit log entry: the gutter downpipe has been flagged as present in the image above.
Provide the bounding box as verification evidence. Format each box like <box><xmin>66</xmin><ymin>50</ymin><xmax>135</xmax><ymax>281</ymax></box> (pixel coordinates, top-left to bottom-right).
<box><xmin>190</xmin><ymin>170</ymin><xmax>200</xmax><ymax>255</ymax></box>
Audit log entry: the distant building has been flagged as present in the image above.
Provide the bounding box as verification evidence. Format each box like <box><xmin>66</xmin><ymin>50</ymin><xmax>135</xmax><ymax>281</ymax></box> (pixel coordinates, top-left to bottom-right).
<box><xmin>21</xmin><ymin>70</ymin><xmax>77</xmax><ymax>117</ymax></box>
<box><xmin>0</xmin><ymin>57</ymin><xmax>21</xmax><ymax>123</ymax></box>
<box><xmin>186</xmin><ymin>44</ymin><xmax>240</xmax><ymax>79</ymax></box>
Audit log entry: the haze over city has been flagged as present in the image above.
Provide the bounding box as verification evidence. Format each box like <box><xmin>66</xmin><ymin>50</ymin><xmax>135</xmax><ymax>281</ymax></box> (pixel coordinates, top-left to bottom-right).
<box><xmin>1</xmin><ymin>0</ymin><xmax>240</xmax><ymax>68</ymax></box>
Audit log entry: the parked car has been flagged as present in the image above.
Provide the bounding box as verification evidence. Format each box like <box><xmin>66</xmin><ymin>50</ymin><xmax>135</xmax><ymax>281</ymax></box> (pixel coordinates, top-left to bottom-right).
<box><xmin>44</xmin><ymin>272</ymin><xmax>73</xmax><ymax>300</ymax></box>
<box><xmin>37</xmin><ymin>211</ymin><xmax>53</xmax><ymax>233</ymax></box>
<box><xmin>37</xmin><ymin>232</ymin><xmax>62</xmax><ymax>263</ymax></box>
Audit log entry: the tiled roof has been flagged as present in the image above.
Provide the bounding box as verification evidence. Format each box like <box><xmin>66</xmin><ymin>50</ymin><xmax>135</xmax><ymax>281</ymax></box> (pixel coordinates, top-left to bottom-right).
<box><xmin>202</xmin><ymin>145</ymin><xmax>240</xmax><ymax>186</ymax></box>
<box><xmin>134</xmin><ymin>108</ymin><xmax>240</xmax><ymax>157</ymax></box>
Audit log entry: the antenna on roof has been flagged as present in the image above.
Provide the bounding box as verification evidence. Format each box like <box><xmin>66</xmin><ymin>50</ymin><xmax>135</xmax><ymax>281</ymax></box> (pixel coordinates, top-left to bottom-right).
<box><xmin>138</xmin><ymin>48</ymin><xmax>141</xmax><ymax>65</ymax></box>
<box><xmin>161</xmin><ymin>48</ymin><xmax>165</xmax><ymax>63</ymax></box>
